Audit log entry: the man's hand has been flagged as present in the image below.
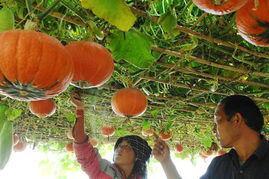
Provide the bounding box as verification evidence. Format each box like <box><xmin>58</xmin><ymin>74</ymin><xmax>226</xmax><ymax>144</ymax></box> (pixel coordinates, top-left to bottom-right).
<box><xmin>153</xmin><ymin>137</ymin><xmax>171</xmax><ymax>163</ymax></box>
<box><xmin>153</xmin><ymin>134</ymin><xmax>182</xmax><ymax>179</ymax></box>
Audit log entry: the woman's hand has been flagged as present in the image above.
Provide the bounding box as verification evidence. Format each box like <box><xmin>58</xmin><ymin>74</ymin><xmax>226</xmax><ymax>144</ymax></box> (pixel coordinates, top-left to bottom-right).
<box><xmin>70</xmin><ymin>91</ymin><xmax>87</xmax><ymax>144</ymax></box>
<box><xmin>71</xmin><ymin>91</ymin><xmax>84</xmax><ymax>109</ymax></box>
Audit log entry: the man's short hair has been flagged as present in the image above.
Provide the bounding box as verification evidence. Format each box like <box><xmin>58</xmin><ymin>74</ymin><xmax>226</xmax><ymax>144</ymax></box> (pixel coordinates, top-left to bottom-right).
<box><xmin>219</xmin><ymin>95</ymin><xmax>264</xmax><ymax>133</ymax></box>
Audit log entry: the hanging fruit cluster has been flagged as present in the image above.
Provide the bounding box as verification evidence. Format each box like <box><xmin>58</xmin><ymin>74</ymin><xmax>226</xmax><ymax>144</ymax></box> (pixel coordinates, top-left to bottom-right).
<box><xmin>193</xmin><ymin>0</ymin><xmax>269</xmax><ymax>47</ymax></box>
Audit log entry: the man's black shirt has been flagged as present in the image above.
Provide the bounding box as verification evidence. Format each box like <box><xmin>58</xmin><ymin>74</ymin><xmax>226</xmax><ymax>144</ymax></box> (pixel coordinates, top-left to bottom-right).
<box><xmin>201</xmin><ymin>138</ymin><xmax>269</xmax><ymax>179</ymax></box>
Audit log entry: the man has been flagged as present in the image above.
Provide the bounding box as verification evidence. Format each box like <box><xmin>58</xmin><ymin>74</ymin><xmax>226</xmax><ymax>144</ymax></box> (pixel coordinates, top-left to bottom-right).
<box><xmin>153</xmin><ymin>95</ymin><xmax>269</xmax><ymax>179</ymax></box>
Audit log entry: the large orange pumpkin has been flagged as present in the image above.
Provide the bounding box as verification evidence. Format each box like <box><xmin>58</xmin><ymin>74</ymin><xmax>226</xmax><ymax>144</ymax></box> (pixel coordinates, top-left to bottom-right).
<box><xmin>0</xmin><ymin>30</ymin><xmax>73</xmax><ymax>101</ymax></box>
<box><xmin>29</xmin><ymin>99</ymin><xmax>56</xmax><ymax>118</ymax></box>
<box><xmin>192</xmin><ymin>0</ymin><xmax>248</xmax><ymax>15</ymax></box>
<box><xmin>65</xmin><ymin>41</ymin><xmax>114</xmax><ymax>88</ymax></box>
<box><xmin>236</xmin><ymin>0</ymin><xmax>269</xmax><ymax>47</ymax></box>
<box><xmin>111</xmin><ymin>88</ymin><xmax>147</xmax><ymax>118</ymax></box>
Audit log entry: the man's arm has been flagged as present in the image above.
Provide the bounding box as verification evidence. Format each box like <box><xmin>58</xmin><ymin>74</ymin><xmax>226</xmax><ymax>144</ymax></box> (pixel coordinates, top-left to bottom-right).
<box><xmin>153</xmin><ymin>137</ymin><xmax>182</xmax><ymax>179</ymax></box>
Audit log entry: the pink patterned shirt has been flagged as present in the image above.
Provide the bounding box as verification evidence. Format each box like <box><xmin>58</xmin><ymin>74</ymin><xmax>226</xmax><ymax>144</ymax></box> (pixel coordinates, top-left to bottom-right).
<box><xmin>74</xmin><ymin>141</ymin><xmax>142</xmax><ymax>179</ymax></box>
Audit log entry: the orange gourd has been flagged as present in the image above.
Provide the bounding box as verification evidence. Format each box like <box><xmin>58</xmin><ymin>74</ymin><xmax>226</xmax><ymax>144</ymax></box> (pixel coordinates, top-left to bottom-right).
<box><xmin>0</xmin><ymin>30</ymin><xmax>73</xmax><ymax>101</ymax></box>
<box><xmin>65</xmin><ymin>41</ymin><xmax>114</xmax><ymax>88</ymax></box>
<box><xmin>159</xmin><ymin>131</ymin><xmax>172</xmax><ymax>141</ymax></box>
<box><xmin>192</xmin><ymin>0</ymin><xmax>248</xmax><ymax>15</ymax></box>
<box><xmin>236</xmin><ymin>0</ymin><xmax>269</xmax><ymax>46</ymax></box>
<box><xmin>13</xmin><ymin>140</ymin><xmax>27</xmax><ymax>152</ymax></box>
<box><xmin>29</xmin><ymin>99</ymin><xmax>56</xmax><ymax>118</ymax></box>
<box><xmin>141</xmin><ymin>128</ymin><xmax>154</xmax><ymax>137</ymax></box>
<box><xmin>111</xmin><ymin>88</ymin><xmax>147</xmax><ymax>118</ymax></box>
<box><xmin>65</xmin><ymin>143</ymin><xmax>74</xmax><ymax>152</ymax></box>
<box><xmin>101</xmin><ymin>125</ymin><xmax>115</xmax><ymax>137</ymax></box>
<box><xmin>175</xmin><ymin>143</ymin><xmax>183</xmax><ymax>153</ymax></box>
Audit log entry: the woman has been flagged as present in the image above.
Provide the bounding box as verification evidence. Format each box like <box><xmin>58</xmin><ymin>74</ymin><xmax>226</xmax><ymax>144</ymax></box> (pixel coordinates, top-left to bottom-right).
<box><xmin>70</xmin><ymin>91</ymin><xmax>152</xmax><ymax>179</ymax></box>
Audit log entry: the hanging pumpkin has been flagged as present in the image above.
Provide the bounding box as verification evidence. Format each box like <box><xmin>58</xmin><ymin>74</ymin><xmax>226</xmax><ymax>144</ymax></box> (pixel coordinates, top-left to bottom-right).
<box><xmin>29</xmin><ymin>99</ymin><xmax>56</xmax><ymax>118</ymax></box>
<box><xmin>65</xmin><ymin>142</ymin><xmax>74</xmax><ymax>152</ymax></box>
<box><xmin>65</xmin><ymin>41</ymin><xmax>114</xmax><ymax>89</ymax></box>
<box><xmin>199</xmin><ymin>149</ymin><xmax>213</xmax><ymax>159</ymax></box>
<box><xmin>159</xmin><ymin>131</ymin><xmax>172</xmax><ymax>141</ymax></box>
<box><xmin>236</xmin><ymin>0</ymin><xmax>269</xmax><ymax>46</ymax></box>
<box><xmin>141</xmin><ymin>128</ymin><xmax>154</xmax><ymax>137</ymax></box>
<box><xmin>101</xmin><ymin>125</ymin><xmax>115</xmax><ymax>137</ymax></box>
<box><xmin>111</xmin><ymin>88</ymin><xmax>147</xmax><ymax>118</ymax></box>
<box><xmin>175</xmin><ymin>143</ymin><xmax>183</xmax><ymax>153</ymax></box>
<box><xmin>13</xmin><ymin>140</ymin><xmax>27</xmax><ymax>152</ymax></box>
<box><xmin>192</xmin><ymin>0</ymin><xmax>248</xmax><ymax>15</ymax></box>
<box><xmin>0</xmin><ymin>30</ymin><xmax>73</xmax><ymax>101</ymax></box>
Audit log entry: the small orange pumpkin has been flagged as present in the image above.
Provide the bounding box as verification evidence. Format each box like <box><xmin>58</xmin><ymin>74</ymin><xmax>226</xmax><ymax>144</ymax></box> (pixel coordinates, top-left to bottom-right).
<box><xmin>0</xmin><ymin>30</ymin><xmax>73</xmax><ymax>101</ymax></box>
<box><xmin>65</xmin><ymin>41</ymin><xmax>114</xmax><ymax>88</ymax></box>
<box><xmin>236</xmin><ymin>0</ymin><xmax>269</xmax><ymax>46</ymax></box>
<box><xmin>101</xmin><ymin>125</ymin><xmax>115</xmax><ymax>137</ymax></box>
<box><xmin>192</xmin><ymin>0</ymin><xmax>248</xmax><ymax>15</ymax></box>
<box><xmin>29</xmin><ymin>99</ymin><xmax>56</xmax><ymax>118</ymax></box>
<box><xmin>175</xmin><ymin>143</ymin><xmax>183</xmax><ymax>153</ymax></box>
<box><xmin>13</xmin><ymin>140</ymin><xmax>27</xmax><ymax>152</ymax></box>
<box><xmin>65</xmin><ymin>142</ymin><xmax>74</xmax><ymax>152</ymax></box>
<box><xmin>199</xmin><ymin>149</ymin><xmax>214</xmax><ymax>159</ymax></box>
<box><xmin>111</xmin><ymin>88</ymin><xmax>147</xmax><ymax>118</ymax></box>
<box><xmin>159</xmin><ymin>131</ymin><xmax>172</xmax><ymax>141</ymax></box>
<box><xmin>141</xmin><ymin>128</ymin><xmax>154</xmax><ymax>137</ymax></box>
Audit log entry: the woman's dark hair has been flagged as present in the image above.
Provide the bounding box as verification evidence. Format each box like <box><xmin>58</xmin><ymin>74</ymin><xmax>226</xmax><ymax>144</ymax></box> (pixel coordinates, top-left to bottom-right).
<box><xmin>219</xmin><ymin>95</ymin><xmax>264</xmax><ymax>133</ymax></box>
<box><xmin>114</xmin><ymin>135</ymin><xmax>152</xmax><ymax>178</ymax></box>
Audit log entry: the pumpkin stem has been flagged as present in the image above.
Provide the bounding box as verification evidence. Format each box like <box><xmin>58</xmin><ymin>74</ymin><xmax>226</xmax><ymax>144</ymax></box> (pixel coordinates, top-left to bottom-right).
<box><xmin>19</xmin><ymin>90</ymin><xmax>28</xmax><ymax>96</ymax></box>
<box><xmin>124</xmin><ymin>117</ymin><xmax>131</xmax><ymax>124</ymax></box>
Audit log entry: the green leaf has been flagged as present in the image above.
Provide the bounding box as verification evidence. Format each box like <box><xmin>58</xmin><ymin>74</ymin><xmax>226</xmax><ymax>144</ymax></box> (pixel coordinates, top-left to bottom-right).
<box><xmin>0</xmin><ymin>104</ymin><xmax>8</xmax><ymax>122</ymax></box>
<box><xmin>262</xmin><ymin>103</ymin><xmax>269</xmax><ymax>110</ymax></box>
<box><xmin>150</xmin><ymin>109</ymin><xmax>159</xmax><ymax>118</ymax></box>
<box><xmin>64</xmin><ymin>112</ymin><xmax>76</xmax><ymax>123</ymax></box>
<box><xmin>108</xmin><ymin>29</ymin><xmax>156</xmax><ymax>69</ymax></box>
<box><xmin>200</xmin><ymin>135</ymin><xmax>213</xmax><ymax>148</ymax></box>
<box><xmin>0</xmin><ymin>121</ymin><xmax>13</xmax><ymax>169</ymax></box>
<box><xmin>5</xmin><ymin>108</ymin><xmax>22</xmax><ymax>122</ymax></box>
<box><xmin>158</xmin><ymin>9</ymin><xmax>177</xmax><ymax>33</ymax></box>
<box><xmin>0</xmin><ymin>104</ymin><xmax>8</xmax><ymax>133</ymax></box>
<box><xmin>0</xmin><ymin>7</ymin><xmax>14</xmax><ymax>32</ymax></box>
<box><xmin>115</xmin><ymin>128</ymin><xmax>128</xmax><ymax>136</ymax></box>
<box><xmin>141</xmin><ymin>119</ymin><xmax>150</xmax><ymax>129</ymax></box>
<box><xmin>165</xmin><ymin>118</ymin><xmax>174</xmax><ymax>131</ymax></box>
<box><xmin>81</xmin><ymin>0</ymin><xmax>136</xmax><ymax>31</ymax></box>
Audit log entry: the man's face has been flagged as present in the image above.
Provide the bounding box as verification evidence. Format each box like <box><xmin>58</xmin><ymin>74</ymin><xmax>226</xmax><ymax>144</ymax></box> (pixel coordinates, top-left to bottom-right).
<box><xmin>214</xmin><ymin>104</ymin><xmax>239</xmax><ymax>148</ymax></box>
